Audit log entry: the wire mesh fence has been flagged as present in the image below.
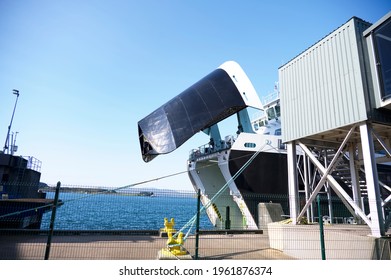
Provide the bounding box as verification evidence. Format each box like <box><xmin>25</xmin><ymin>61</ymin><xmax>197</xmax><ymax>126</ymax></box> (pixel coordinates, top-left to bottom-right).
<box><xmin>0</xmin><ymin>182</ymin><xmax>390</xmax><ymax>260</ymax></box>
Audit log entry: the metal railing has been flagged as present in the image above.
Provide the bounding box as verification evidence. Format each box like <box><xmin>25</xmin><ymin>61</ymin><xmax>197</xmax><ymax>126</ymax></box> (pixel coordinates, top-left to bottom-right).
<box><xmin>189</xmin><ymin>135</ymin><xmax>235</xmax><ymax>161</ymax></box>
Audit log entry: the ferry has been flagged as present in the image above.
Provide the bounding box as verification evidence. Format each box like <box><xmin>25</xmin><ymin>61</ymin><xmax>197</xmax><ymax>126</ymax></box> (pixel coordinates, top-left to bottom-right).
<box><xmin>138</xmin><ymin>61</ymin><xmax>289</xmax><ymax>230</ymax></box>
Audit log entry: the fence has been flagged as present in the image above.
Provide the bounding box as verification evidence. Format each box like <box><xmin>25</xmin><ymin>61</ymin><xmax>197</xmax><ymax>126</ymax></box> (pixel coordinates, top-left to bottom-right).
<box><xmin>0</xmin><ymin>182</ymin><xmax>390</xmax><ymax>260</ymax></box>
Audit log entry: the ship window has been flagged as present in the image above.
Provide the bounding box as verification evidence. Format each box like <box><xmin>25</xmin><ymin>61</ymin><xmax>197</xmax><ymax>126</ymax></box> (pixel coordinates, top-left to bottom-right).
<box><xmin>275</xmin><ymin>104</ymin><xmax>281</xmax><ymax>117</ymax></box>
<box><xmin>259</xmin><ymin>119</ymin><xmax>268</xmax><ymax>127</ymax></box>
<box><xmin>373</xmin><ymin>17</ymin><xmax>391</xmax><ymax>100</ymax></box>
<box><xmin>266</xmin><ymin>107</ymin><xmax>276</xmax><ymax>120</ymax></box>
<box><xmin>274</xmin><ymin>128</ymin><xmax>281</xmax><ymax>136</ymax></box>
<box><xmin>244</xmin><ymin>142</ymin><xmax>256</xmax><ymax>148</ymax></box>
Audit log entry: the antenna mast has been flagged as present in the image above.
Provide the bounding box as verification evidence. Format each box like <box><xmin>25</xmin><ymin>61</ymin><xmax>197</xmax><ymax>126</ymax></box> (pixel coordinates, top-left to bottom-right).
<box><xmin>3</xmin><ymin>89</ymin><xmax>20</xmax><ymax>154</ymax></box>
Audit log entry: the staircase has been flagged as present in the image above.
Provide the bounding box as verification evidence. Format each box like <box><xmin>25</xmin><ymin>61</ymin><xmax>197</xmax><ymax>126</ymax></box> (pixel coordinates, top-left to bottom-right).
<box><xmin>313</xmin><ymin>149</ymin><xmax>368</xmax><ymax>197</ymax></box>
<box><xmin>324</xmin><ymin>150</ymin><xmax>368</xmax><ymax>198</ymax></box>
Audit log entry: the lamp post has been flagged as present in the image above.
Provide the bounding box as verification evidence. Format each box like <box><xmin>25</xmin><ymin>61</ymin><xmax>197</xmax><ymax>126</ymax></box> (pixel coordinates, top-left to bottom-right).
<box><xmin>3</xmin><ymin>89</ymin><xmax>20</xmax><ymax>154</ymax></box>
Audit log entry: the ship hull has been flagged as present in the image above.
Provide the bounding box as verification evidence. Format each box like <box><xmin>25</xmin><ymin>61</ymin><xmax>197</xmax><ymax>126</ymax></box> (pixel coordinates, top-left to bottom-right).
<box><xmin>0</xmin><ymin>154</ymin><xmax>53</xmax><ymax>229</ymax></box>
<box><xmin>188</xmin><ymin>133</ymin><xmax>288</xmax><ymax>230</ymax></box>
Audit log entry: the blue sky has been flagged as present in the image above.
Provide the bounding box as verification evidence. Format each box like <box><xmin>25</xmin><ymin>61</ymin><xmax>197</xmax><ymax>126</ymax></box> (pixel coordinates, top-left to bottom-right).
<box><xmin>0</xmin><ymin>0</ymin><xmax>390</xmax><ymax>190</ymax></box>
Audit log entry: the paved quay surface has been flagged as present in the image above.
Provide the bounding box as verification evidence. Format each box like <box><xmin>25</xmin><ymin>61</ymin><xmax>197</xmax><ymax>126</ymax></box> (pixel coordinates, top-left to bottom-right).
<box><xmin>0</xmin><ymin>233</ymin><xmax>295</xmax><ymax>260</ymax></box>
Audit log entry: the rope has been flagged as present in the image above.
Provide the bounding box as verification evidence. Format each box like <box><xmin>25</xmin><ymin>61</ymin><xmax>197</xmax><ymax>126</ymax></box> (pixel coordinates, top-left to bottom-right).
<box><xmin>0</xmin><ymin>202</ymin><xmax>56</xmax><ymax>219</ymax></box>
<box><xmin>0</xmin><ymin>140</ymin><xmax>272</xmax><ymax>222</ymax></box>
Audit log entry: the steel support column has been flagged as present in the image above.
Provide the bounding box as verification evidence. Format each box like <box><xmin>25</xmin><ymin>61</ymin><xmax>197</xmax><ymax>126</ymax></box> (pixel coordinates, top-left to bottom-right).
<box><xmin>324</xmin><ymin>149</ymin><xmax>334</xmax><ymax>223</ymax></box>
<box><xmin>287</xmin><ymin>142</ymin><xmax>299</xmax><ymax>224</ymax></box>
<box><xmin>303</xmin><ymin>154</ymin><xmax>312</xmax><ymax>222</ymax></box>
<box><xmin>359</xmin><ymin>123</ymin><xmax>385</xmax><ymax>237</ymax></box>
<box><xmin>348</xmin><ymin>143</ymin><xmax>363</xmax><ymax>216</ymax></box>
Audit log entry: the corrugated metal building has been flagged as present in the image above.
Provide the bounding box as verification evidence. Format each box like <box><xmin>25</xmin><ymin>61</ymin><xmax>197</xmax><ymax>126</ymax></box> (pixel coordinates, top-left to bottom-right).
<box><xmin>279</xmin><ymin>15</ymin><xmax>391</xmax><ymax>143</ymax></box>
<box><xmin>277</xmin><ymin>12</ymin><xmax>391</xmax><ymax>237</ymax></box>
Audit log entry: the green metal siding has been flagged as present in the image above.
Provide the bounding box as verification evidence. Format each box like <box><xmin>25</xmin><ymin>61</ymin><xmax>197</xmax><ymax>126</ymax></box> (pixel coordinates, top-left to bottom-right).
<box><xmin>280</xmin><ymin>17</ymin><xmax>372</xmax><ymax>143</ymax></box>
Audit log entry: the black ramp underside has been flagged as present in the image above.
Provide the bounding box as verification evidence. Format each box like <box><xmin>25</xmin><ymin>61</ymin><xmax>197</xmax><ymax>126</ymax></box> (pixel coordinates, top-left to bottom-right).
<box><xmin>138</xmin><ymin>68</ymin><xmax>247</xmax><ymax>162</ymax></box>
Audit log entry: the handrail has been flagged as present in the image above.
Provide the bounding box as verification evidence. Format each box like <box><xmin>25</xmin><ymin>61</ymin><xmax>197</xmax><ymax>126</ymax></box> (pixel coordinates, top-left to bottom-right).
<box><xmin>24</xmin><ymin>156</ymin><xmax>42</xmax><ymax>172</ymax></box>
<box><xmin>189</xmin><ymin>135</ymin><xmax>236</xmax><ymax>161</ymax></box>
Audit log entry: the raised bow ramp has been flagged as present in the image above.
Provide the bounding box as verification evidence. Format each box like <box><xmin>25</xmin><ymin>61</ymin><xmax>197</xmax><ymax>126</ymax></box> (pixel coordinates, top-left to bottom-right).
<box><xmin>138</xmin><ymin>61</ymin><xmax>262</xmax><ymax>162</ymax></box>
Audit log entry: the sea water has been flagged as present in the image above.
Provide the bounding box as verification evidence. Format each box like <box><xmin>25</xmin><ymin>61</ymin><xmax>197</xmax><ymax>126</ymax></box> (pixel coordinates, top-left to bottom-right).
<box><xmin>41</xmin><ymin>192</ymin><xmax>213</xmax><ymax>231</ymax></box>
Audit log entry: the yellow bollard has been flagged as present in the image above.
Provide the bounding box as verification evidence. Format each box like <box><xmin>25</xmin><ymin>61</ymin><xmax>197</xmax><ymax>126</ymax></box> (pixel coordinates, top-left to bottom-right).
<box><xmin>157</xmin><ymin>218</ymin><xmax>192</xmax><ymax>259</ymax></box>
<box><xmin>160</xmin><ymin>217</ymin><xmax>177</xmax><ymax>237</ymax></box>
<box><xmin>166</xmin><ymin>231</ymin><xmax>187</xmax><ymax>256</ymax></box>
<box><xmin>163</xmin><ymin>217</ymin><xmax>176</xmax><ymax>233</ymax></box>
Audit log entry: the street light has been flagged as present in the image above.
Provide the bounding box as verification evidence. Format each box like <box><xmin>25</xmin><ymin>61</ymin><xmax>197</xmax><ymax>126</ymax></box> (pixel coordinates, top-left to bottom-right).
<box><xmin>3</xmin><ymin>89</ymin><xmax>20</xmax><ymax>154</ymax></box>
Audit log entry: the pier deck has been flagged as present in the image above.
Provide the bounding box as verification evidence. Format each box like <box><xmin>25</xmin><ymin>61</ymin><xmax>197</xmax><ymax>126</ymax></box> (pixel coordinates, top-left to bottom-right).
<box><xmin>0</xmin><ymin>232</ymin><xmax>294</xmax><ymax>260</ymax></box>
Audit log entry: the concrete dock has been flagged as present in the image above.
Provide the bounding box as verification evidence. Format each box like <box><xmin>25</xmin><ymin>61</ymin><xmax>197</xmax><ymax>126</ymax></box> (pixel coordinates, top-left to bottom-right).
<box><xmin>0</xmin><ymin>232</ymin><xmax>294</xmax><ymax>260</ymax></box>
<box><xmin>2</xmin><ymin>225</ymin><xmax>389</xmax><ymax>260</ymax></box>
